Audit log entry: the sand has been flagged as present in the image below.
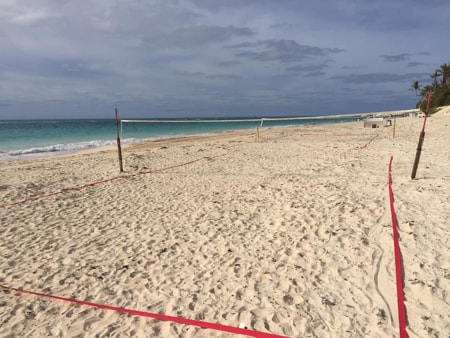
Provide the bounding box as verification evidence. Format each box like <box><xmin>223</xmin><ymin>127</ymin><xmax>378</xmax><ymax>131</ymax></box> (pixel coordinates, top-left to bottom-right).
<box><xmin>0</xmin><ymin>109</ymin><xmax>449</xmax><ymax>337</ymax></box>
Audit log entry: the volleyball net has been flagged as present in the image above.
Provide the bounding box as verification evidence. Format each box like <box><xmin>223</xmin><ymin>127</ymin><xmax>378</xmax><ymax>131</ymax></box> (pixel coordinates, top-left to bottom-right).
<box><xmin>116</xmin><ymin>116</ymin><xmax>307</xmax><ymax>172</ymax></box>
<box><xmin>120</xmin><ymin>116</ymin><xmax>321</xmax><ymax>133</ymax></box>
<box><xmin>119</xmin><ymin>115</ymin><xmax>339</xmax><ymax>140</ymax></box>
<box><xmin>115</xmin><ymin>114</ymin><xmax>358</xmax><ymax>172</ymax></box>
<box><xmin>120</xmin><ymin>118</ymin><xmax>262</xmax><ymax>139</ymax></box>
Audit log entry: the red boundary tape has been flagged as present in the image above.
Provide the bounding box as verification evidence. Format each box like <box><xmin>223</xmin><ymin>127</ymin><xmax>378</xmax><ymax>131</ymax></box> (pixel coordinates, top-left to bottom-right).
<box><xmin>387</xmin><ymin>156</ymin><xmax>407</xmax><ymax>338</ymax></box>
<box><xmin>0</xmin><ymin>155</ymin><xmax>222</xmax><ymax>209</ymax></box>
<box><xmin>0</xmin><ymin>284</ymin><xmax>286</xmax><ymax>337</ymax></box>
<box><xmin>0</xmin><ymin>149</ymin><xmax>287</xmax><ymax>336</ymax></box>
<box><xmin>357</xmin><ymin>134</ymin><xmax>379</xmax><ymax>150</ymax></box>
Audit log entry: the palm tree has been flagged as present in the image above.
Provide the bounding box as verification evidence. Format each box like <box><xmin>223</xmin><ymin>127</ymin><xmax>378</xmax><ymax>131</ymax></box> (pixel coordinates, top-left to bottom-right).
<box><xmin>410</xmin><ymin>80</ymin><xmax>420</xmax><ymax>101</ymax></box>
<box><xmin>435</xmin><ymin>62</ymin><xmax>450</xmax><ymax>87</ymax></box>
<box><xmin>420</xmin><ymin>84</ymin><xmax>433</xmax><ymax>99</ymax></box>
<box><xmin>418</xmin><ymin>85</ymin><xmax>433</xmax><ymax>112</ymax></box>
<box><xmin>430</xmin><ymin>71</ymin><xmax>439</xmax><ymax>91</ymax></box>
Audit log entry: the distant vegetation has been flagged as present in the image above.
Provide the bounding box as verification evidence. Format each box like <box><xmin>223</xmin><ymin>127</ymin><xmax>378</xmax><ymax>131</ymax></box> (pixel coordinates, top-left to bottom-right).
<box><xmin>410</xmin><ymin>62</ymin><xmax>450</xmax><ymax>113</ymax></box>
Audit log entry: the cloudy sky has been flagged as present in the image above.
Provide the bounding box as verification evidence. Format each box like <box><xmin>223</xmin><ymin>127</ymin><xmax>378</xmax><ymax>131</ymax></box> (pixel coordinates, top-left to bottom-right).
<box><xmin>1</xmin><ymin>0</ymin><xmax>449</xmax><ymax>119</ymax></box>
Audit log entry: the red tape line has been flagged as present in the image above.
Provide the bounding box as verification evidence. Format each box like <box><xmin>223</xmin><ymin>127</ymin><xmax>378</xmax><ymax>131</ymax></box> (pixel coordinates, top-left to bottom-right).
<box><xmin>0</xmin><ymin>155</ymin><xmax>221</xmax><ymax>209</ymax></box>
<box><xmin>0</xmin><ymin>284</ymin><xmax>286</xmax><ymax>338</ymax></box>
<box><xmin>357</xmin><ymin>134</ymin><xmax>379</xmax><ymax>149</ymax></box>
<box><xmin>387</xmin><ymin>156</ymin><xmax>407</xmax><ymax>338</ymax></box>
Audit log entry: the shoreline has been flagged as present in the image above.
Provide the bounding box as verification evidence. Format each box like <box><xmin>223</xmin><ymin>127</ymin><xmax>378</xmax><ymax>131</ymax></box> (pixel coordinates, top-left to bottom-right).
<box><xmin>0</xmin><ymin>109</ymin><xmax>419</xmax><ymax>163</ymax></box>
<box><xmin>0</xmin><ymin>116</ymin><xmax>350</xmax><ymax>163</ymax></box>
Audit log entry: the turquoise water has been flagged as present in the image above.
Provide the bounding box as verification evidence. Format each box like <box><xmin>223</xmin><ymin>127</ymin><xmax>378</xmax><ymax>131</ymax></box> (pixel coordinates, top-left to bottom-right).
<box><xmin>0</xmin><ymin>116</ymin><xmax>359</xmax><ymax>160</ymax></box>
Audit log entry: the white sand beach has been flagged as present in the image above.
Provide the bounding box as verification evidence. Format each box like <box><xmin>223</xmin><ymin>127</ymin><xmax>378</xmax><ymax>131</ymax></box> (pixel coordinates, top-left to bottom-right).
<box><xmin>1</xmin><ymin>109</ymin><xmax>449</xmax><ymax>337</ymax></box>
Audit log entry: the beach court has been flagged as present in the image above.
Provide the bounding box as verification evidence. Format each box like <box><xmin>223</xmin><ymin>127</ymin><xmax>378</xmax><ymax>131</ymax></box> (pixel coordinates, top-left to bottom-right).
<box><xmin>1</xmin><ymin>110</ymin><xmax>449</xmax><ymax>337</ymax></box>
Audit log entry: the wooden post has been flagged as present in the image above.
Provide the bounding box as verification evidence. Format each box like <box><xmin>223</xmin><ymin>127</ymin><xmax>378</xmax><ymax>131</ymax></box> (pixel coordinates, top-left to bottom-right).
<box><xmin>392</xmin><ymin>119</ymin><xmax>396</xmax><ymax>139</ymax></box>
<box><xmin>411</xmin><ymin>90</ymin><xmax>432</xmax><ymax>179</ymax></box>
<box><xmin>115</xmin><ymin>108</ymin><xmax>124</xmax><ymax>173</ymax></box>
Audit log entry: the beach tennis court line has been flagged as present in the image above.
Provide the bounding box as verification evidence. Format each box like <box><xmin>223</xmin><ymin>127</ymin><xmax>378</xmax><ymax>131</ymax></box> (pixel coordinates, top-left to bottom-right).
<box><xmin>0</xmin><ymin>283</ymin><xmax>286</xmax><ymax>338</ymax></box>
<box><xmin>356</xmin><ymin>134</ymin><xmax>379</xmax><ymax>150</ymax></box>
<box><xmin>0</xmin><ymin>154</ymin><xmax>227</xmax><ymax>209</ymax></box>
<box><xmin>387</xmin><ymin>156</ymin><xmax>407</xmax><ymax>338</ymax></box>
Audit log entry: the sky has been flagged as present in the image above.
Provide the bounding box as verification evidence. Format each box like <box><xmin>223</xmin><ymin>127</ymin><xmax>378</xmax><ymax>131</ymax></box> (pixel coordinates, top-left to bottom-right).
<box><xmin>1</xmin><ymin>0</ymin><xmax>449</xmax><ymax>119</ymax></box>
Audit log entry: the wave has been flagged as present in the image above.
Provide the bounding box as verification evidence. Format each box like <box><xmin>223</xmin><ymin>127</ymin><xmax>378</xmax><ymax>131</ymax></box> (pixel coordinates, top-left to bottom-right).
<box><xmin>5</xmin><ymin>139</ymin><xmax>118</xmax><ymax>158</ymax></box>
<box><xmin>0</xmin><ymin>136</ymin><xmax>170</xmax><ymax>160</ymax></box>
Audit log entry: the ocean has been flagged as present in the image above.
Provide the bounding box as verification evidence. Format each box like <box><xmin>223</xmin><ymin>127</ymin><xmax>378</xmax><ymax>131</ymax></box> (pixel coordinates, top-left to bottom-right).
<box><xmin>0</xmin><ymin>116</ymin><xmax>359</xmax><ymax>161</ymax></box>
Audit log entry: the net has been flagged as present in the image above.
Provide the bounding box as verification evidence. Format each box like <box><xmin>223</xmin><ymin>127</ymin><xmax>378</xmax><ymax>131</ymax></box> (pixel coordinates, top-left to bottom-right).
<box><xmin>119</xmin><ymin>116</ymin><xmax>335</xmax><ymax>139</ymax></box>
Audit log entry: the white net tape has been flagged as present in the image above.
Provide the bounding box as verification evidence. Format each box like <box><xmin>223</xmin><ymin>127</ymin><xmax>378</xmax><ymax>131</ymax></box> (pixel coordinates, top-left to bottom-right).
<box><xmin>120</xmin><ymin>116</ymin><xmax>325</xmax><ymax>137</ymax></box>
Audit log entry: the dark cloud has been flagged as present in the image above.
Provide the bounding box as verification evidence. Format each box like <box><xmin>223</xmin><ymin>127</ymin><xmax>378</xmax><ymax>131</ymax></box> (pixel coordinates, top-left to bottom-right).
<box><xmin>174</xmin><ymin>70</ymin><xmax>205</xmax><ymax>78</ymax></box>
<box><xmin>304</xmin><ymin>71</ymin><xmax>326</xmax><ymax>78</ymax></box>
<box><xmin>285</xmin><ymin>64</ymin><xmax>328</xmax><ymax>73</ymax></box>
<box><xmin>206</xmin><ymin>74</ymin><xmax>240</xmax><ymax>80</ymax></box>
<box><xmin>187</xmin><ymin>0</ymin><xmax>275</xmax><ymax>10</ymax></box>
<box><xmin>218</xmin><ymin>60</ymin><xmax>242</xmax><ymax>67</ymax></box>
<box><xmin>380</xmin><ymin>54</ymin><xmax>411</xmax><ymax>62</ymax></box>
<box><xmin>407</xmin><ymin>61</ymin><xmax>426</xmax><ymax>67</ymax></box>
<box><xmin>341</xmin><ymin>65</ymin><xmax>361</xmax><ymax>70</ymax></box>
<box><xmin>153</xmin><ymin>25</ymin><xmax>254</xmax><ymax>49</ymax></box>
<box><xmin>232</xmin><ymin>39</ymin><xmax>342</xmax><ymax>63</ymax></box>
<box><xmin>330</xmin><ymin>72</ymin><xmax>429</xmax><ymax>84</ymax></box>
<box><xmin>1</xmin><ymin>57</ymin><xmax>111</xmax><ymax>79</ymax></box>
<box><xmin>174</xmin><ymin>70</ymin><xmax>239</xmax><ymax>80</ymax></box>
